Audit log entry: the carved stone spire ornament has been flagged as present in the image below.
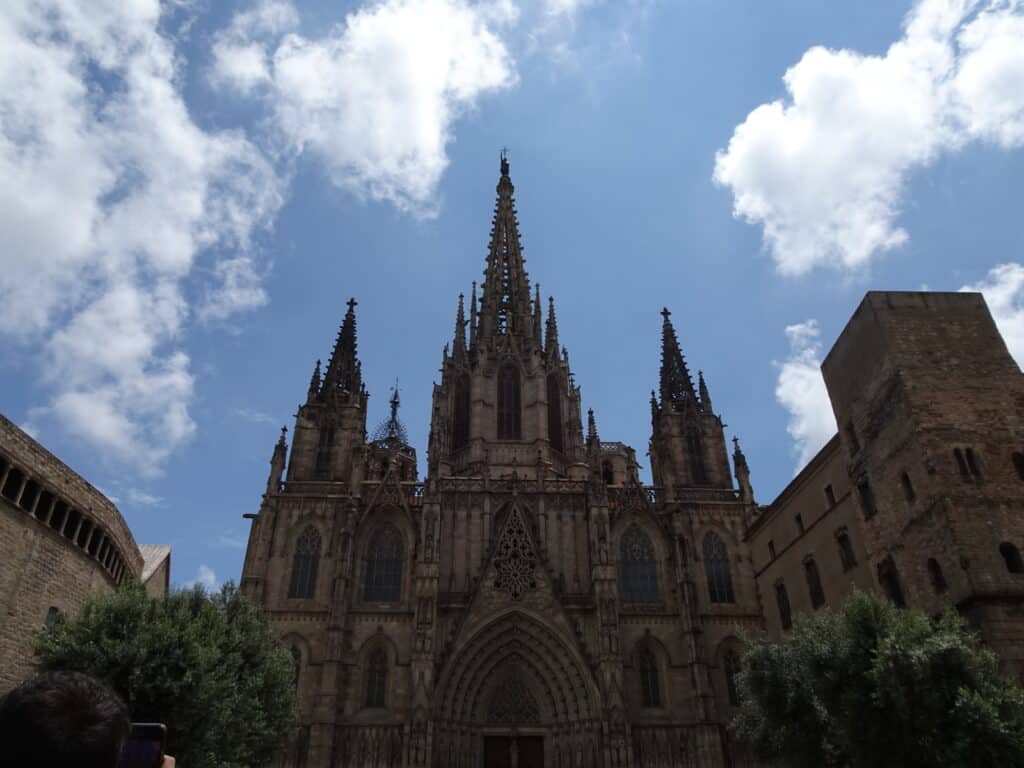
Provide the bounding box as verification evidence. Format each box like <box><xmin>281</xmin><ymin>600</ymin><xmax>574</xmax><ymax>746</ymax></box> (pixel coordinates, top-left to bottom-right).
<box><xmin>493</xmin><ymin>505</ymin><xmax>537</xmax><ymax>599</ymax></box>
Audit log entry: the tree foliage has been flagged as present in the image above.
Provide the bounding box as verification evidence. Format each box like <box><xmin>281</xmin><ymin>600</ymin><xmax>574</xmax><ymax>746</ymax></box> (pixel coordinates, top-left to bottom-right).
<box><xmin>735</xmin><ymin>591</ymin><xmax>1024</xmax><ymax>768</ymax></box>
<box><xmin>34</xmin><ymin>580</ymin><xmax>297</xmax><ymax>768</ymax></box>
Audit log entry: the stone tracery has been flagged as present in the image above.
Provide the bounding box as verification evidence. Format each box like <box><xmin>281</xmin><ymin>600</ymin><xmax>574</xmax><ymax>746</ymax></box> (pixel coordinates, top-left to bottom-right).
<box><xmin>493</xmin><ymin>504</ymin><xmax>537</xmax><ymax>599</ymax></box>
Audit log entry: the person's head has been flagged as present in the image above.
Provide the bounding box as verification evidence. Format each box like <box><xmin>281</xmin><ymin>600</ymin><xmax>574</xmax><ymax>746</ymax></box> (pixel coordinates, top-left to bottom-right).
<box><xmin>0</xmin><ymin>671</ymin><xmax>130</xmax><ymax>768</ymax></box>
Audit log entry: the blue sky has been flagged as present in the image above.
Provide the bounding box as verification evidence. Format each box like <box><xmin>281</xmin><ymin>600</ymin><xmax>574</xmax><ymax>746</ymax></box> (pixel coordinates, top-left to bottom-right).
<box><xmin>2</xmin><ymin>0</ymin><xmax>1023</xmax><ymax>589</ymax></box>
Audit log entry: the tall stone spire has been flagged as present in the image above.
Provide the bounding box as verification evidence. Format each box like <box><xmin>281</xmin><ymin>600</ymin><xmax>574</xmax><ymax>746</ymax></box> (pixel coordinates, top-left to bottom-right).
<box><xmin>478</xmin><ymin>152</ymin><xmax>533</xmax><ymax>343</ymax></box>
<box><xmin>659</xmin><ymin>308</ymin><xmax>697</xmax><ymax>409</ymax></box>
<box><xmin>469</xmin><ymin>281</ymin><xmax>478</xmax><ymax>349</ymax></box>
<box><xmin>453</xmin><ymin>293</ymin><xmax>467</xmax><ymax>357</ymax></box>
<box><xmin>545</xmin><ymin>296</ymin><xmax>560</xmax><ymax>361</ymax></box>
<box><xmin>698</xmin><ymin>370</ymin><xmax>712</xmax><ymax>413</ymax></box>
<box><xmin>322</xmin><ymin>298</ymin><xmax>361</xmax><ymax>394</ymax></box>
<box><xmin>732</xmin><ymin>435</ymin><xmax>753</xmax><ymax>502</ymax></box>
<box><xmin>307</xmin><ymin>359</ymin><xmax>321</xmax><ymax>402</ymax></box>
<box><xmin>533</xmin><ymin>283</ymin><xmax>543</xmax><ymax>349</ymax></box>
<box><xmin>587</xmin><ymin>408</ymin><xmax>600</xmax><ymax>449</ymax></box>
<box><xmin>266</xmin><ymin>426</ymin><xmax>287</xmax><ymax>495</ymax></box>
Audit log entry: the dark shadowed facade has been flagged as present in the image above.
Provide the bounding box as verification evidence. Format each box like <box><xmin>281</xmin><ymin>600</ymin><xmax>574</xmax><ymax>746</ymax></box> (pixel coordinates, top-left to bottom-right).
<box><xmin>241</xmin><ymin>161</ymin><xmax>1024</xmax><ymax>767</ymax></box>
<box><xmin>241</xmin><ymin>159</ymin><xmax>760</xmax><ymax>768</ymax></box>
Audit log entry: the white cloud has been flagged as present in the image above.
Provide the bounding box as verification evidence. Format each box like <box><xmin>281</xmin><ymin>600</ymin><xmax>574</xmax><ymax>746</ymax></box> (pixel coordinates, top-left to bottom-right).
<box><xmin>233</xmin><ymin>407</ymin><xmax>277</xmax><ymax>425</ymax></box>
<box><xmin>185</xmin><ymin>564</ymin><xmax>220</xmax><ymax>591</ymax></box>
<box><xmin>0</xmin><ymin>0</ymin><xmax>284</xmax><ymax>472</ymax></box>
<box><xmin>961</xmin><ymin>262</ymin><xmax>1024</xmax><ymax>366</ymax></box>
<box><xmin>212</xmin><ymin>0</ymin><xmax>516</xmax><ymax>215</ymax></box>
<box><xmin>774</xmin><ymin>320</ymin><xmax>838</xmax><ymax>472</ymax></box>
<box><xmin>714</xmin><ymin>0</ymin><xmax>1024</xmax><ymax>276</ymax></box>
<box><xmin>125</xmin><ymin>488</ymin><xmax>164</xmax><ymax>507</ymax></box>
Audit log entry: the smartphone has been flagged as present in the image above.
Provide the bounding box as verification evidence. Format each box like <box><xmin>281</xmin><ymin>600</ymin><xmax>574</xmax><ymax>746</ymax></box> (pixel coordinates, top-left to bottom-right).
<box><xmin>119</xmin><ymin>722</ymin><xmax>166</xmax><ymax>768</ymax></box>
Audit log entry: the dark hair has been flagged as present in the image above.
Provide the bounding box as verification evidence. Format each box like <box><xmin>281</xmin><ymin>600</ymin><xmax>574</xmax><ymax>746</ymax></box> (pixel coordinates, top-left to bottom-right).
<box><xmin>0</xmin><ymin>671</ymin><xmax>130</xmax><ymax>768</ymax></box>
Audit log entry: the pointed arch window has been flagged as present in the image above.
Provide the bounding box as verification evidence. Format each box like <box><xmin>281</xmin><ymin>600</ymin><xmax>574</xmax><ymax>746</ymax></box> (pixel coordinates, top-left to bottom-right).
<box><xmin>366</xmin><ymin>649</ymin><xmax>388</xmax><ymax>708</ymax></box>
<box><xmin>452</xmin><ymin>373</ymin><xmax>470</xmax><ymax>451</ymax></box>
<box><xmin>638</xmin><ymin>647</ymin><xmax>661</xmax><ymax>707</ymax></box>
<box><xmin>620</xmin><ymin>525</ymin><xmax>659</xmax><ymax>603</ymax></box>
<box><xmin>723</xmin><ymin>651</ymin><xmax>741</xmax><ymax>706</ymax></box>
<box><xmin>836</xmin><ymin>527</ymin><xmax>857</xmax><ymax>571</ymax></box>
<box><xmin>497</xmin><ymin>365</ymin><xmax>522</xmax><ymax>439</ymax></box>
<box><xmin>775</xmin><ymin>581</ymin><xmax>792</xmax><ymax>630</ymax></box>
<box><xmin>547</xmin><ymin>374</ymin><xmax>563</xmax><ymax>452</ymax></box>
<box><xmin>364</xmin><ymin>524</ymin><xmax>404</xmax><ymax>602</ymax></box>
<box><xmin>315</xmin><ymin>426</ymin><xmax>334</xmax><ymax>479</ymax></box>
<box><xmin>687</xmin><ymin>430</ymin><xmax>707</xmax><ymax>484</ymax></box>
<box><xmin>703</xmin><ymin>531</ymin><xmax>735</xmax><ymax>603</ymax></box>
<box><xmin>290</xmin><ymin>646</ymin><xmax>302</xmax><ymax>688</ymax></box>
<box><xmin>803</xmin><ymin>556</ymin><xmax>825</xmax><ymax>608</ymax></box>
<box><xmin>602</xmin><ymin>460</ymin><xmax>614</xmax><ymax>485</ymax></box>
<box><xmin>288</xmin><ymin>527</ymin><xmax>321</xmax><ymax>599</ymax></box>
<box><xmin>877</xmin><ymin>557</ymin><xmax>906</xmax><ymax>607</ymax></box>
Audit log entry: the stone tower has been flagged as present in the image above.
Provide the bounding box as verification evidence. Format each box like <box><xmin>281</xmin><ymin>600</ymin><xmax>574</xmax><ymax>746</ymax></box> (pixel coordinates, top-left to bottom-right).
<box><xmin>821</xmin><ymin>291</ymin><xmax>1024</xmax><ymax>676</ymax></box>
<box><xmin>241</xmin><ymin>158</ymin><xmax>761</xmax><ymax>768</ymax></box>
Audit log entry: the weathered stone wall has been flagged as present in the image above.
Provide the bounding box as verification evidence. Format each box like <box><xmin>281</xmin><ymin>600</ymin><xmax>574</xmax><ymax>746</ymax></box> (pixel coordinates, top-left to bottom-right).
<box><xmin>0</xmin><ymin>414</ymin><xmax>153</xmax><ymax>694</ymax></box>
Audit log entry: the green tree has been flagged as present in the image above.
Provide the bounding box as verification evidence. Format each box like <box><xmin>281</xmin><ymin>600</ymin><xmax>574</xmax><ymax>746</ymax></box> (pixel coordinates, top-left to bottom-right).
<box><xmin>735</xmin><ymin>591</ymin><xmax>1024</xmax><ymax>768</ymax></box>
<box><xmin>34</xmin><ymin>580</ymin><xmax>297</xmax><ymax>768</ymax></box>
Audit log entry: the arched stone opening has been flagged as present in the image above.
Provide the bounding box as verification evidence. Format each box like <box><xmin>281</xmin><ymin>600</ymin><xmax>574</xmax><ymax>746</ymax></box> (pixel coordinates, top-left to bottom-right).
<box><xmin>434</xmin><ymin>611</ymin><xmax>602</xmax><ymax>768</ymax></box>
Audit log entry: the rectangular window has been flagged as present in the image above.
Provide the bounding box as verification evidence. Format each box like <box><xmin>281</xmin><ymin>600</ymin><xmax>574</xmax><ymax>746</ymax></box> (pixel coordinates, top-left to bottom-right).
<box><xmin>768</xmin><ymin>540</ymin><xmax>776</xmax><ymax>560</ymax></box>
<box><xmin>795</xmin><ymin>514</ymin><xmax>805</xmax><ymax>534</ymax></box>
<box><xmin>857</xmin><ymin>479</ymin><xmax>877</xmax><ymax>519</ymax></box>
<box><xmin>964</xmin><ymin>448</ymin><xmax>981</xmax><ymax>479</ymax></box>
<box><xmin>824</xmin><ymin>484</ymin><xmax>836</xmax><ymax>508</ymax></box>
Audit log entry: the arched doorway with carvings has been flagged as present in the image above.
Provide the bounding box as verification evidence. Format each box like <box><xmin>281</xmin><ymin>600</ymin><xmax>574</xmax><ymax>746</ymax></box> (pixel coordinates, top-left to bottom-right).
<box><xmin>433</xmin><ymin>610</ymin><xmax>604</xmax><ymax>768</ymax></box>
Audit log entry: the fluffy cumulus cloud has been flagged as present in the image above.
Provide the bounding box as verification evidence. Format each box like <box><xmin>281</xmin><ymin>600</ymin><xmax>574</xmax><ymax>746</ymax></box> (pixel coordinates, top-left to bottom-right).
<box><xmin>962</xmin><ymin>262</ymin><xmax>1024</xmax><ymax>365</ymax></box>
<box><xmin>185</xmin><ymin>564</ymin><xmax>220</xmax><ymax>591</ymax></box>
<box><xmin>212</xmin><ymin>0</ymin><xmax>517</xmax><ymax>214</ymax></box>
<box><xmin>774</xmin><ymin>320</ymin><xmax>838</xmax><ymax>471</ymax></box>
<box><xmin>1</xmin><ymin>1</ymin><xmax>283</xmax><ymax>472</ymax></box>
<box><xmin>714</xmin><ymin>0</ymin><xmax>1024</xmax><ymax>275</ymax></box>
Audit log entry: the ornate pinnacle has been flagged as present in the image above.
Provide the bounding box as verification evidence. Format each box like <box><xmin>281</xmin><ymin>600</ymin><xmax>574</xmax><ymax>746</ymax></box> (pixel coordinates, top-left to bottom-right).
<box><xmin>307</xmin><ymin>359</ymin><xmax>321</xmax><ymax>400</ymax></box>
<box><xmin>469</xmin><ymin>281</ymin><xmax>478</xmax><ymax>349</ymax></box>
<box><xmin>698</xmin><ymin>370</ymin><xmax>712</xmax><ymax>413</ymax></box>
<box><xmin>659</xmin><ymin>307</ymin><xmax>697</xmax><ymax>408</ymax></box>
<box><xmin>453</xmin><ymin>293</ymin><xmax>467</xmax><ymax>355</ymax></box>
<box><xmin>533</xmin><ymin>283</ymin><xmax>543</xmax><ymax>349</ymax></box>
<box><xmin>587</xmin><ymin>408</ymin><xmax>600</xmax><ymax>447</ymax></box>
<box><xmin>278</xmin><ymin>425</ymin><xmax>288</xmax><ymax>446</ymax></box>
<box><xmin>323</xmin><ymin>298</ymin><xmax>361</xmax><ymax>394</ymax></box>
<box><xmin>546</xmin><ymin>296</ymin><xmax>560</xmax><ymax>360</ymax></box>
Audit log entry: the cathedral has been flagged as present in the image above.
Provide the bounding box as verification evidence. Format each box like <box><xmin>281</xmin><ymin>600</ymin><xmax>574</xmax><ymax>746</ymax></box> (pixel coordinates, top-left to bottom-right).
<box><xmin>240</xmin><ymin>156</ymin><xmax>761</xmax><ymax>767</ymax></box>
<box><xmin>240</xmin><ymin>157</ymin><xmax>1024</xmax><ymax>767</ymax></box>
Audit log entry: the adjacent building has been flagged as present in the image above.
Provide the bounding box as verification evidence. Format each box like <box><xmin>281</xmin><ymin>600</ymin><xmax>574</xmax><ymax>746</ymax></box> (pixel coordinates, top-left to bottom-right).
<box><xmin>0</xmin><ymin>414</ymin><xmax>170</xmax><ymax>693</ymax></box>
<box><xmin>749</xmin><ymin>291</ymin><xmax>1024</xmax><ymax>680</ymax></box>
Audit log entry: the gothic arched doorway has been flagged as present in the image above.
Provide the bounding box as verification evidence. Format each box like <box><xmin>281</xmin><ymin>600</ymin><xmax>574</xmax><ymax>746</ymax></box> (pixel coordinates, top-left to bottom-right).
<box><xmin>433</xmin><ymin>610</ymin><xmax>602</xmax><ymax>768</ymax></box>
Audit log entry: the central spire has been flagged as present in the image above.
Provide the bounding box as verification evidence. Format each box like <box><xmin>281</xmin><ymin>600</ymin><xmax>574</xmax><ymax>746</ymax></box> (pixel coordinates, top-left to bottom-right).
<box><xmin>478</xmin><ymin>152</ymin><xmax>534</xmax><ymax>344</ymax></box>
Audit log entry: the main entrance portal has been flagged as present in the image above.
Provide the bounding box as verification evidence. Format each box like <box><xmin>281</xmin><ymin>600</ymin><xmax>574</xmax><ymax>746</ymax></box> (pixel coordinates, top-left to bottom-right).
<box><xmin>483</xmin><ymin>735</ymin><xmax>544</xmax><ymax>768</ymax></box>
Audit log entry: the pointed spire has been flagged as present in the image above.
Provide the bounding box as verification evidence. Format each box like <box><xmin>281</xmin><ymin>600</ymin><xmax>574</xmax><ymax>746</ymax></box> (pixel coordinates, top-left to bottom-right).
<box><xmin>587</xmin><ymin>408</ymin><xmax>600</xmax><ymax>447</ymax></box>
<box><xmin>546</xmin><ymin>296</ymin><xmax>560</xmax><ymax>360</ymax></box>
<box><xmin>698</xmin><ymin>370</ymin><xmax>712</xmax><ymax>413</ymax></box>
<box><xmin>307</xmin><ymin>359</ymin><xmax>321</xmax><ymax>401</ymax></box>
<box><xmin>732</xmin><ymin>435</ymin><xmax>753</xmax><ymax>502</ymax></box>
<box><xmin>323</xmin><ymin>298</ymin><xmax>361</xmax><ymax>394</ymax></box>
<box><xmin>453</xmin><ymin>293</ymin><xmax>467</xmax><ymax>356</ymax></box>
<box><xmin>659</xmin><ymin>308</ymin><xmax>697</xmax><ymax>408</ymax></box>
<box><xmin>478</xmin><ymin>152</ymin><xmax>532</xmax><ymax>341</ymax></box>
<box><xmin>388</xmin><ymin>382</ymin><xmax>400</xmax><ymax>438</ymax></box>
<box><xmin>533</xmin><ymin>283</ymin><xmax>543</xmax><ymax>349</ymax></box>
<box><xmin>650</xmin><ymin>389</ymin><xmax>659</xmax><ymax>421</ymax></box>
<box><xmin>469</xmin><ymin>281</ymin><xmax>478</xmax><ymax>349</ymax></box>
<box><xmin>266</xmin><ymin>426</ymin><xmax>287</xmax><ymax>494</ymax></box>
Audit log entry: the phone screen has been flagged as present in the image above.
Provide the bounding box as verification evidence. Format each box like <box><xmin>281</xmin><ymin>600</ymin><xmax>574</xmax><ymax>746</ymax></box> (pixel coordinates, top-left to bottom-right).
<box><xmin>119</xmin><ymin>722</ymin><xmax>166</xmax><ymax>768</ymax></box>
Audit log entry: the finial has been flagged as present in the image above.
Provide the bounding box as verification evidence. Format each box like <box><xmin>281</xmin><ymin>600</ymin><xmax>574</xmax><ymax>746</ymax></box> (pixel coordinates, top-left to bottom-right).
<box><xmin>732</xmin><ymin>435</ymin><xmax>740</xmax><ymax>449</ymax></box>
<box><xmin>278</xmin><ymin>426</ymin><xmax>288</xmax><ymax>444</ymax></box>
<box><xmin>347</xmin><ymin>297</ymin><xmax>358</xmax><ymax>311</ymax></box>
<box><xmin>661</xmin><ymin>307</ymin><xmax>671</xmax><ymax>320</ymax></box>
<box><xmin>500</xmin><ymin>147</ymin><xmax>509</xmax><ymax>177</ymax></box>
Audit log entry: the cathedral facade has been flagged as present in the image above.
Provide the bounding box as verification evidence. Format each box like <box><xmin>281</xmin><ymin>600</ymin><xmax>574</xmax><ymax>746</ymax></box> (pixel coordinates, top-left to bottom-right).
<box><xmin>240</xmin><ymin>157</ymin><xmax>761</xmax><ymax>768</ymax></box>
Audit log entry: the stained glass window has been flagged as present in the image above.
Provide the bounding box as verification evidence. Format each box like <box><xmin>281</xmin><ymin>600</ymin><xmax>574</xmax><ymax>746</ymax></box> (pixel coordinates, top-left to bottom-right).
<box><xmin>703</xmin><ymin>532</ymin><xmax>735</xmax><ymax>603</ymax></box>
<box><xmin>620</xmin><ymin>525</ymin><xmax>658</xmax><ymax>604</ymax></box>
<box><xmin>639</xmin><ymin>647</ymin><xmax>661</xmax><ymax>707</ymax></box>
<box><xmin>366</xmin><ymin>649</ymin><xmax>387</xmax><ymax>707</ymax></box>
<box><xmin>364</xmin><ymin>524</ymin><xmax>403</xmax><ymax>602</ymax></box>
<box><xmin>288</xmin><ymin>526</ymin><xmax>321</xmax><ymax>599</ymax></box>
<box><xmin>497</xmin><ymin>366</ymin><xmax>521</xmax><ymax>439</ymax></box>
